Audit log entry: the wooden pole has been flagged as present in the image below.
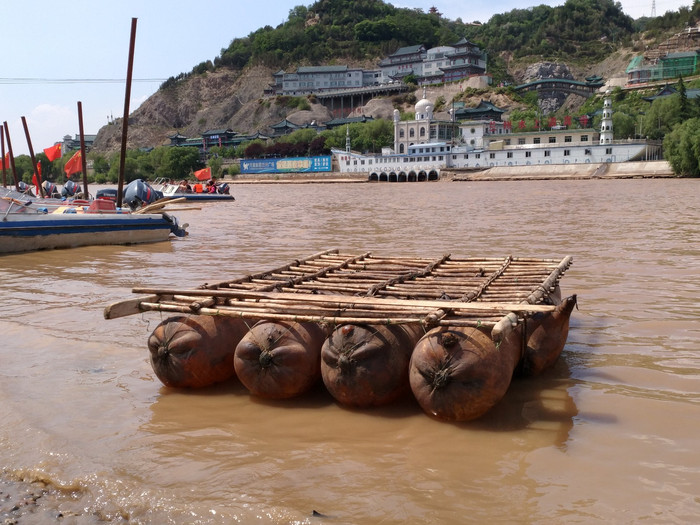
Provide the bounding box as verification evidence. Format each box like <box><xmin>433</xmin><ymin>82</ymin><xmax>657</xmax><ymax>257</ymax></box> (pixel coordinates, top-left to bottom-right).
<box><xmin>1</xmin><ymin>125</ymin><xmax>6</xmax><ymax>187</ymax></box>
<box><xmin>21</xmin><ymin>116</ymin><xmax>45</xmax><ymax>197</ymax></box>
<box><xmin>3</xmin><ymin>122</ymin><xmax>21</xmax><ymax>190</ymax></box>
<box><xmin>77</xmin><ymin>101</ymin><xmax>89</xmax><ymax>198</ymax></box>
<box><xmin>116</xmin><ymin>17</ymin><xmax>138</xmax><ymax>209</ymax></box>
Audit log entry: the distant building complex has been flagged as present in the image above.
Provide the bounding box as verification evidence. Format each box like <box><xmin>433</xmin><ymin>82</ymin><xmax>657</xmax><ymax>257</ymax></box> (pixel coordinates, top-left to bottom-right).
<box><xmin>626</xmin><ymin>25</ymin><xmax>700</xmax><ymax>85</ymax></box>
<box><xmin>267</xmin><ymin>38</ymin><xmax>488</xmax><ymax>96</ymax></box>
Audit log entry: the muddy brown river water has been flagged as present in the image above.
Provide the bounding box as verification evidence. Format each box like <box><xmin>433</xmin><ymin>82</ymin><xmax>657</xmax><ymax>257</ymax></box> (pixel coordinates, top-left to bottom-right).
<box><xmin>1</xmin><ymin>179</ymin><xmax>699</xmax><ymax>524</ymax></box>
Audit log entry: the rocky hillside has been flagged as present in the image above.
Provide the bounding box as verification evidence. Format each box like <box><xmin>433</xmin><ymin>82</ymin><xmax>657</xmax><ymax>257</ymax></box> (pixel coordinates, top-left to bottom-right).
<box><xmin>91</xmin><ymin>52</ymin><xmax>634</xmax><ymax>156</ymax></box>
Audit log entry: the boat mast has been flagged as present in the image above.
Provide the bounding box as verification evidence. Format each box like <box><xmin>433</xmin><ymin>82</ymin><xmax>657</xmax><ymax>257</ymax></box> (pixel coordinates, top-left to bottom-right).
<box><xmin>1</xmin><ymin>125</ymin><xmax>6</xmax><ymax>188</ymax></box>
<box><xmin>2</xmin><ymin>122</ymin><xmax>20</xmax><ymax>190</ymax></box>
<box><xmin>77</xmin><ymin>101</ymin><xmax>89</xmax><ymax>198</ymax></box>
<box><xmin>116</xmin><ymin>17</ymin><xmax>137</xmax><ymax>209</ymax></box>
<box><xmin>21</xmin><ymin>116</ymin><xmax>45</xmax><ymax>197</ymax></box>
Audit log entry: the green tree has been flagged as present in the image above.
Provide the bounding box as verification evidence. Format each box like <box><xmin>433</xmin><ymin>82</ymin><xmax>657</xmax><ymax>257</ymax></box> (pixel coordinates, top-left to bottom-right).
<box><xmin>107</xmin><ymin>154</ymin><xmax>139</xmax><ymax>183</ymax></box>
<box><xmin>643</xmin><ymin>96</ymin><xmax>681</xmax><ymax>140</ymax></box>
<box><xmin>160</xmin><ymin>147</ymin><xmax>202</xmax><ymax>180</ymax></box>
<box><xmin>208</xmin><ymin>155</ymin><xmax>223</xmax><ymax>178</ymax></box>
<box><xmin>664</xmin><ymin>117</ymin><xmax>700</xmax><ymax>176</ymax></box>
<box><xmin>91</xmin><ymin>154</ymin><xmax>110</xmax><ymax>175</ymax></box>
<box><xmin>678</xmin><ymin>76</ymin><xmax>689</xmax><ymax>120</ymax></box>
<box><xmin>612</xmin><ymin>112</ymin><xmax>635</xmax><ymax>139</ymax></box>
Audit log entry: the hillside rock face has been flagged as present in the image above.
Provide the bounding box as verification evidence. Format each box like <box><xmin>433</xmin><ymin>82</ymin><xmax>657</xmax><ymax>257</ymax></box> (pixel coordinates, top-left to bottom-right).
<box><xmin>90</xmin><ymin>55</ymin><xmax>628</xmax><ymax>155</ymax></box>
<box><xmin>521</xmin><ymin>62</ymin><xmax>577</xmax><ymax>114</ymax></box>
<box><xmin>93</xmin><ymin>65</ymin><xmax>274</xmax><ymax>154</ymax></box>
<box><xmin>522</xmin><ymin>61</ymin><xmax>575</xmax><ymax>83</ymax></box>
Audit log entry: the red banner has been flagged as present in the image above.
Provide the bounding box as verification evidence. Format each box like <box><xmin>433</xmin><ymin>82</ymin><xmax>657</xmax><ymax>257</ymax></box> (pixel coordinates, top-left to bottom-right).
<box><xmin>43</xmin><ymin>143</ymin><xmax>62</xmax><ymax>161</ymax></box>
<box><xmin>194</xmin><ymin>167</ymin><xmax>211</xmax><ymax>181</ymax></box>
<box><xmin>64</xmin><ymin>151</ymin><xmax>82</xmax><ymax>176</ymax></box>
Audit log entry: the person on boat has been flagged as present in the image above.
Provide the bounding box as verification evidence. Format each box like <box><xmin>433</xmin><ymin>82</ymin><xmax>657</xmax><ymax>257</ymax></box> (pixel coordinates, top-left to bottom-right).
<box><xmin>178</xmin><ymin>179</ymin><xmax>191</xmax><ymax>193</ymax></box>
<box><xmin>207</xmin><ymin>178</ymin><xmax>217</xmax><ymax>193</ymax></box>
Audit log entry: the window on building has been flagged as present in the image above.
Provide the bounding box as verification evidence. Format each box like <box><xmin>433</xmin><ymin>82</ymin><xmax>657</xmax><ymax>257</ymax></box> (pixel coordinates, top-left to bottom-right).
<box><xmin>534</xmin><ymin>137</ymin><xmax>541</xmax><ymax>144</ymax></box>
<box><xmin>489</xmin><ymin>152</ymin><xmax>495</xmax><ymax>159</ymax></box>
<box><xmin>565</xmin><ymin>136</ymin><xmax>572</xmax><ymax>143</ymax></box>
<box><xmin>544</xmin><ymin>150</ymin><xmax>551</xmax><ymax>157</ymax></box>
<box><xmin>507</xmin><ymin>152</ymin><xmax>513</xmax><ymax>158</ymax></box>
<box><xmin>549</xmin><ymin>136</ymin><xmax>556</xmax><ymax>143</ymax></box>
<box><xmin>420</xmin><ymin>127</ymin><xmax>426</xmax><ymax>137</ymax></box>
<box><xmin>606</xmin><ymin>147</ymin><xmax>612</xmax><ymax>154</ymax></box>
<box><xmin>400</xmin><ymin>129</ymin><xmax>405</xmax><ymax>138</ymax></box>
<box><xmin>525</xmin><ymin>151</ymin><xmax>531</xmax><ymax>158</ymax></box>
<box><xmin>581</xmin><ymin>135</ymin><xmax>589</xmax><ymax>142</ymax></box>
<box><xmin>518</xmin><ymin>138</ymin><xmax>526</xmax><ymax>145</ymax></box>
<box><xmin>564</xmin><ymin>150</ymin><xmax>570</xmax><ymax>156</ymax></box>
<box><xmin>410</xmin><ymin>129</ymin><xmax>415</xmax><ymax>138</ymax></box>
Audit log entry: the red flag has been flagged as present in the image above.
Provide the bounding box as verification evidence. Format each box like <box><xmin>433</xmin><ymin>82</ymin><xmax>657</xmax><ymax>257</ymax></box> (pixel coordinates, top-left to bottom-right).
<box><xmin>64</xmin><ymin>150</ymin><xmax>82</xmax><ymax>176</ymax></box>
<box><xmin>194</xmin><ymin>167</ymin><xmax>211</xmax><ymax>181</ymax></box>
<box><xmin>32</xmin><ymin>161</ymin><xmax>42</xmax><ymax>195</ymax></box>
<box><xmin>43</xmin><ymin>143</ymin><xmax>62</xmax><ymax>161</ymax></box>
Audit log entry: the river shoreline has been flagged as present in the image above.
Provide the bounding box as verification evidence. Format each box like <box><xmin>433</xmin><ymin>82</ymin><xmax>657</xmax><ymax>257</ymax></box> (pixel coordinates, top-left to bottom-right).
<box><xmin>224</xmin><ymin>160</ymin><xmax>678</xmax><ymax>183</ymax></box>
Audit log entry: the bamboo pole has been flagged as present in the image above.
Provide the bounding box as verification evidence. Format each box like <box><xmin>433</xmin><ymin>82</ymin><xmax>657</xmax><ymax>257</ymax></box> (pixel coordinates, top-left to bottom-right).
<box><xmin>134</xmin><ymin>300</ymin><xmax>503</xmax><ymax>329</ymax></box>
<box><xmin>490</xmin><ymin>255</ymin><xmax>573</xmax><ymax>343</ymax></box>
<box><xmin>208</xmin><ymin>248</ymin><xmax>341</xmax><ymax>288</ymax></box>
<box><xmin>212</xmin><ymin>251</ymin><xmax>371</xmax><ymax>292</ymax></box>
<box><xmin>129</xmin><ymin>288</ymin><xmax>557</xmax><ymax>313</ymax></box>
<box><xmin>134</xmin><ymin>196</ymin><xmax>187</xmax><ymax>214</ymax></box>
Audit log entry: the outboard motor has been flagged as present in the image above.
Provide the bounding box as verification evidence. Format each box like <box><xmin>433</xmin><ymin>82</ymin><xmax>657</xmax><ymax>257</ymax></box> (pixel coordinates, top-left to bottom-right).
<box><xmin>17</xmin><ymin>181</ymin><xmax>35</xmax><ymax>196</ymax></box>
<box><xmin>95</xmin><ymin>188</ymin><xmax>118</xmax><ymax>202</ymax></box>
<box><xmin>123</xmin><ymin>179</ymin><xmax>163</xmax><ymax>210</ymax></box>
<box><xmin>61</xmin><ymin>179</ymin><xmax>80</xmax><ymax>198</ymax></box>
<box><xmin>41</xmin><ymin>181</ymin><xmax>60</xmax><ymax>198</ymax></box>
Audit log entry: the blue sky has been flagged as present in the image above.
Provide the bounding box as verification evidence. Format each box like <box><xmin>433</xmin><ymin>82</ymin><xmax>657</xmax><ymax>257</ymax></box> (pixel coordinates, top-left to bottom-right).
<box><xmin>0</xmin><ymin>0</ymin><xmax>691</xmax><ymax>156</ymax></box>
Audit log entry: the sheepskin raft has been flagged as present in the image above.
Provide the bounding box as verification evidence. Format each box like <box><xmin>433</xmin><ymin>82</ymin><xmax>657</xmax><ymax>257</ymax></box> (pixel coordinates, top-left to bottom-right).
<box><xmin>104</xmin><ymin>249</ymin><xmax>574</xmax><ymax>421</ymax></box>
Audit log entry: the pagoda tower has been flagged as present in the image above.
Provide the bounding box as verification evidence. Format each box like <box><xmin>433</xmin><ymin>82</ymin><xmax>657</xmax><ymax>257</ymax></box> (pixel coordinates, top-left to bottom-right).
<box><xmin>599</xmin><ymin>90</ymin><xmax>613</xmax><ymax>145</ymax></box>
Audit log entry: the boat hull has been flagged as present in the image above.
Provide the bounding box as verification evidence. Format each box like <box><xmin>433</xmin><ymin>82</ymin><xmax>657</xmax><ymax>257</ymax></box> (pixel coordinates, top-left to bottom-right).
<box><xmin>165</xmin><ymin>193</ymin><xmax>234</xmax><ymax>202</ymax></box>
<box><xmin>0</xmin><ymin>213</ymin><xmax>178</xmax><ymax>254</ymax></box>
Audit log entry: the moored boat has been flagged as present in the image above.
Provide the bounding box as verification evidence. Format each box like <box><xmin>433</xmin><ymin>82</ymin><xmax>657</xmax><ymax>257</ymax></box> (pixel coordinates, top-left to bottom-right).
<box><xmin>153</xmin><ymin>177</ymin><xmax>234</xmax><ymax>202</ymax></box>
<box><xmin>1</xmin><ymin>191</ymin><xmax>187</xmax><ymax>254</ymax></box>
